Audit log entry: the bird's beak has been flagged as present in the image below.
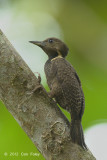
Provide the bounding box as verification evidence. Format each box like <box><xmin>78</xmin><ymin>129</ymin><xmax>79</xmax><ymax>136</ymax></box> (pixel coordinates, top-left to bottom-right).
<box><xmin>29</xmin><ymin>41</ymin><xmax>45</xmax><ymax>48</ymax></box>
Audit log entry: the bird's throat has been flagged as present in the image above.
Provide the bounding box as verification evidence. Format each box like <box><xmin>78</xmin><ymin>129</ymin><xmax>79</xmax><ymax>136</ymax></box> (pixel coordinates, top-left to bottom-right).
<box><xmin>51</xmin><ymin>55</ymin><xmax>63</xmax><ymax>62</ymax></box>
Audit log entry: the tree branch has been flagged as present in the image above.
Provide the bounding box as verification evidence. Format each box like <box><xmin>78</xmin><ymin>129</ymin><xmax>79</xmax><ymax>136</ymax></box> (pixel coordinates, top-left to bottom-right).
<box><xmin>0</xmin><ymin>29</ymin><xmax>96</xmax><ymax>160</ymax></box>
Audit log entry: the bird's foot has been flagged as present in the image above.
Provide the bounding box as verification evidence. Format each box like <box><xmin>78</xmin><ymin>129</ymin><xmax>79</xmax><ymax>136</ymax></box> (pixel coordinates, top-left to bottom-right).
<box><xmin>27</xmin><ymin>85</ymin><xmax>42</xmax><ymax>95</ymax></box>
<box><xmin>48</xmin><ymin>92</ymin><xmax>56</xmax><ymax>103</ymax></box>
<box><xmin>34</xmin><ymin>72</ymin><xmax>41</xmax><ymax>84</ymax></box>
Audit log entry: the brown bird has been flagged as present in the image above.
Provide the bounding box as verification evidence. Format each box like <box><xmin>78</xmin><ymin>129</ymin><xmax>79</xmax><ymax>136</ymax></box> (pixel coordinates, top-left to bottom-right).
<box><xmin>29</xmin><ymin>37</ymin><xmax>87</xmax><ymax>149</ymax></box>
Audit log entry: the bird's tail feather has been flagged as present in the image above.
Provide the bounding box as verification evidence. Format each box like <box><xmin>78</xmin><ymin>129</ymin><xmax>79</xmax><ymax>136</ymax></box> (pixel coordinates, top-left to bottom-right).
<box><xmin>70</xmin><ymin>119</ymin><xmax>87</xmax><ymax>149</ymax></box>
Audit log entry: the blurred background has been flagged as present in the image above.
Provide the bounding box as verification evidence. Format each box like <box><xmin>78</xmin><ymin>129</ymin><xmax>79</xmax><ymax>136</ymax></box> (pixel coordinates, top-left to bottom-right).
<box><xmin>0</xmin><ymin>0</ymin><xmax>107</xmax><ymax>159</ymax></box>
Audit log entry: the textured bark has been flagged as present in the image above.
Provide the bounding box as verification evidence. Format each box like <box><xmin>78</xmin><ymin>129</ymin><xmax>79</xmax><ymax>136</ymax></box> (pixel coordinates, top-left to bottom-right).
<box><xmin>0</xmin><ymin>29</ymin><xmax>96</xmax><ymax>160</ymax></box>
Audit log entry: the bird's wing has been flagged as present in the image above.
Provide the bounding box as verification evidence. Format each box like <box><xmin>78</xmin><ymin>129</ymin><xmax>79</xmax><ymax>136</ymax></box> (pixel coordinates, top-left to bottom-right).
<box><xmin>52</xmin><ymin>58</ymin><xmax>84</xmax><ymax>117</ymax></box>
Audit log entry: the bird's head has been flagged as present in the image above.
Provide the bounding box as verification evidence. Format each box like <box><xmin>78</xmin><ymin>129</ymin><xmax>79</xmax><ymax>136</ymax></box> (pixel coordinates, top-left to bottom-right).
<box><xmin>29</xmin><ymin>37</ymin><xmax>69</xmax><ymax>59</ymax></box>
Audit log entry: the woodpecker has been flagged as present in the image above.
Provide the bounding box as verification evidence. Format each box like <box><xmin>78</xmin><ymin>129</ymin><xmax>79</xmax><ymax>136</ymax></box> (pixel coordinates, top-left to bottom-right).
<box><xmin>29</xmin><ymin>37</ymin><xmax>87</xmax><ymax>149</ymax></box>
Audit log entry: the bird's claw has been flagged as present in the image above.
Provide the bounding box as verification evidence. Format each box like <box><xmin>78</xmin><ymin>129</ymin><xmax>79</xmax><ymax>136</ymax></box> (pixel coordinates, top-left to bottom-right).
<box><xmin>34</xmin><ymin>72</ymin><xmax>41</xmax><ymax>84</ymax></box>
<box><xmin>27</xmin><ymin>85</ymin><xmax>42</xmax><ymax>95</ymax></box>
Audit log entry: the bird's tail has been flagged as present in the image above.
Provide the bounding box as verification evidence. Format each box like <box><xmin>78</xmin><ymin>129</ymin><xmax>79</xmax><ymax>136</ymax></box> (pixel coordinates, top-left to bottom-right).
<box><xmin>70</xmin><ymin>119</ymin><xmax>87</xmax><ymax>149</ymax></box>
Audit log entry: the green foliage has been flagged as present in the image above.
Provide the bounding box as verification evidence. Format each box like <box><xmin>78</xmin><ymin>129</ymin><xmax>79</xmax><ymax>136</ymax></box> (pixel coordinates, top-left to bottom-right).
<box><xmin>0</xmin><ymin>101</ymin><xmax>45</xmax><ymax>160</ymax></box>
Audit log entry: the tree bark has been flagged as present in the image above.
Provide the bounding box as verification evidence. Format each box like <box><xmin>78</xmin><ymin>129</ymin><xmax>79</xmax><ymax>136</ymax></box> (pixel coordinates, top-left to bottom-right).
<box><xmin>0</xmin><ymin>29</ymin><xmax>96</xmax><ymax>160</ymax></box>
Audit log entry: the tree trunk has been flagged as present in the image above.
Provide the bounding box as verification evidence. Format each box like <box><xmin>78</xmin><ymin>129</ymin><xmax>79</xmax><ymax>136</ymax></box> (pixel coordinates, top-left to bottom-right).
<box><xmin>0</xmin><ymin>29</ymin><xmax>96</xmax><ymax>160</ymax></box>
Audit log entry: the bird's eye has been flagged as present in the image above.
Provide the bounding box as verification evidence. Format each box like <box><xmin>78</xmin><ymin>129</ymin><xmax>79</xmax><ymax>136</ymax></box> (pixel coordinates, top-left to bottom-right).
<box><xmin>49</xmin><ymin>39</ymin><xmax>53</xmax><ymax>43</ymax></box>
